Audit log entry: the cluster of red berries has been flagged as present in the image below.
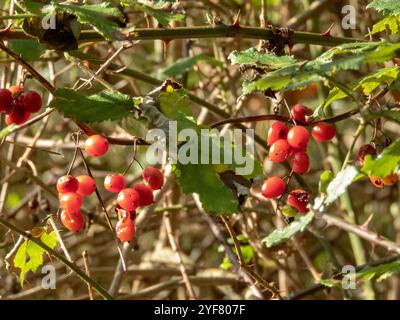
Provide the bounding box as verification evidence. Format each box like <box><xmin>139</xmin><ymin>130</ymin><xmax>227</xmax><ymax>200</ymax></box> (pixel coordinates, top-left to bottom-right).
<box><xmin>358</xmin><ymin>143</ymin><xmax>399</xmax><ymax>188</ymax></box>
<box><xmin>261</xmin><ymin>104</ymin><xmax>336</xmax><ymax>215</ymax></box>
<box><xmin>57</xmin><ymin>133</ymin><xmax>165</xmax><ymax>242</ymax></box>
<box><xmin>0</xmin><ymin>86</ymin><xmax>42</xmax><ymax>125</ymax></box>
<box><xmin>57</xmin><ymin>175</ymin><xmax>96</xmax><ymax>232</ymax></box>
<box><xmin>106</xmin><ymin>167</ymin><xmax>164</xmax><ymax>242</ymax></box>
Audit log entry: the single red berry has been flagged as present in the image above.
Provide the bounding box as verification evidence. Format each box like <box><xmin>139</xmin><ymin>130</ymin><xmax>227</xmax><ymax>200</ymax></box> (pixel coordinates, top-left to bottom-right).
<box><xmin>357</xmin><ymin>144</ymin><xmax>377</xmax><ymax>166</ymax></box>
<box><xmin>287</xmin><ymin>189</ymin><xmax>310</xmax><ymax>213</ymax></box>
<box><xmin>116</xmin><ymin>217</ymin><xmax>135</xmax><ymax>242</ymax></box>
<box><xmin>104</xmin><ymin>174</ymin><xmax>125</xmax><ymax>193</ymax></box>
<box><xmin>132</xmin><ymin>183</ymin><xmax>154</xmax><ymax>206</ymax></box>
<box><xmin>267</xmin><ymin>121</ymin><xmax>289</xmax><ymax>146</ymax></box>
<box><xmin>291</xmin><ymin>104</ymin><xmax>313</xmax><ymax>124</ymax></box>
<box><xmin>381</xmin><ymin>172</ymin><xmax>399</xmax><ymax>186</ymax></box>
<box><xmin>61</xmin><ymin>210</ymin><xmax>85</xmax><ymax>232</ymax></box>
<box><xmin>85</xmin><ymin>135</ymin><xmax>109</xmax><ymax>157</ymax></box>
<box><xmin>0</xmin><ymin>89</ymin><xmax>13</xmax><ymax>113</ymax></box>
<box><xmin>290</xmin><ymin>151</ymin><xmax>310</xmax><ymax>174</ymax></box>
<box><xmin>57</xmin><ymin>175</ymin><xmax>79</xmax><ymax>194</ymax></box>
<box><xmin>311</xmin><ymin>122</ymin><xmax>336</xmax><ymax>142</ymax></box>
<box><xmin>59</xmin><ymin>192</ymin><xmax>83</xmax><ymax>213</ymax></box>
<box><xmin>369</xmin><ymin>175</ymin><xmax>384</xmax><ymax>189</ymax></box>
<box><xmin>142</xmin><ymin>167</ymin><xmax>164</xmax><ymax>190</ymax></box>
<box><xmin>76</xmin><ymin>175</ymin><xmax>96</xmax><ymax>196</ymax></box>
<box><xmin>19</xmin><ymin>90</ymin><xmax>42</xmax><ymax>113</ymax></box>
<box><xmin>117</xmin><ymin>188</ymin><xmax>141</xmax><ymax>212</ymax></box>
<box><xmin>269</xmin><ymin>139</ymin><xmax>291</xmax><ymax>163</ymax></box>
<box><xmin>287</xmin><ymin>126</ymin><xmax>309</xmax><ymax>150</ymax></box>
<box><xmin>8</xmin><ymin>85</ymin><xmax>24</xmax><ymax>95</ymax></box>
<box><xmin>5</xmin><ymin>105</ymin><xmax>31</xmax><ymax>125</ymax></box>
<box><xmin>261</xmin><ymin>177</ymin><xmax>286</xmax><ymax>199</ymax></box>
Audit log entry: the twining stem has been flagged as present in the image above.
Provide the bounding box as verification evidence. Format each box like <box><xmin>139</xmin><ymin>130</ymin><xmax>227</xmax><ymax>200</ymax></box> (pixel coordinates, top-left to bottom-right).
<box><xmin>3</xmin><ymin>26</ymin><xmax>361</xmax><ymax>46</ymax></box>
<box><xmin>0</xmin><ymin>216</ymin><xmax>113</xmax><ymax>300</ymax></box>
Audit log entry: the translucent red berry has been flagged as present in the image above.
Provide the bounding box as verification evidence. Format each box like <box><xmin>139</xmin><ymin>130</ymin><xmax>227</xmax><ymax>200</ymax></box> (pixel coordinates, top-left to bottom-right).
<box><xmin>59</xmin><ymin>192</ymin><xmax>83</xmax><ymax>213</ymax></box>
<box><xmin>20</xmin><ymin>90</ymin><xmax>42</xmax><ymax>113</ymax></box>
<box><xmin>117</xmin><ymin>188</ymin><xmax>141</xmax><ymax>212</ymax></box>
<box><xmin>142</xmin><ymin>167</ymin><xmax>164</xmax><ymax>190</ymax></box>
<box><xmin>369</xmin><ymin>175</ymin><xmax>383</xmax><ymax>188</ymax></box>
<box><xmin>287</xmin><ymin>189</ymin><xmax>310</xmax><ymax>213</ymax></box>
<box><xmin>382</xmin><ymin>172</ymin><xmax>399</xmax><ymax>186</ymax></box>
<box><xmin>357</xmin><ymin>144</ymin><xmax>377</xmax><ymax>166</ymax></box>
<box><xmin>290</xmin><ymin>151</ymin><xmax>310</xmax><ymax>174</ymax></box>
<box><xmin>104</xmin><ymin>174</ymin><xmax>125</xmax><ymax>193</ymax></box>
<box><xmin>0</xmin><ymin>89</ymin><xmax>13</xmax><ymax>113</ymax></box>
<box><xmin>132</xmin><ymin>183</ymin><xmax>154</xmax><ymax>206</ymax></box>
<box><xmin>116</xmin><ymin>217</ymin><xmax>135</xmax><ymax>242</ymax></box>
<box><xmin>57</xmin><ymin>175</ymin><xmax>79</xmax><ymax>194</ymax></box>
<box><xmin>291</xmin><ymin>104</ymin><xmax>313</xmax><ymax>124</ymax></box>
<box><xmin>61</xmin><ymin>210</ymin><xmax>85</xmax><ymax>232</ymax></box>
<box><xmin>269</xmin><ymin>139</ymin><xmax>291</xmax><ymax>163</ymax></box>
<box><xmin>261</xmin><ymin>177</ymin><xmax>286</xmax><ymax>199</ymax></box>
<box><xmin>287</xmin><ymin>126</ymin><xmax>309</xmax><ymax>150</ymax></box>
<box><xmin>267</xmin><ymin>121</ymin><xmax>289</xmax><ymax>146</ymax></box>
<box><xmin>76</xmin><ymin>175</ymin><xmax>96</xmax><ymax>196</ymax></box>
<box><xmin>85</xmin><ymin>135</ymin><xmax>109</xmax><ymax>157</ymax></box>
<box><xmin>5</xmin><ymin>105</ymin><xmax>31</xmax><ymax>125</ymax></box>
<box><xmin>311</xmin><ymin>122</ymin><xmax>336</xmax><ymax>142</ymax></box>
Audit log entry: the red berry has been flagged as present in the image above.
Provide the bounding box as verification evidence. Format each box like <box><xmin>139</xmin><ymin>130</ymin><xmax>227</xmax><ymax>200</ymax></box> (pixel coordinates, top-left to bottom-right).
<box><xmin>369</xmin><ymin>175</ymin><xmax>383</xmax><ymax>189</ymax></box>
<box><xmin>261</xmin><ymin>177</ymin><xmax>286</xmax><ymax>199</ymax></box>
<box><xmin>268</xmin><ymin>139</ymin><xmax>291</xmax><ymax>163</ymax></box>
<box><xmin>311</xmin><ymin>122</ymin><xmax>336</xmax><ymax>142</ymax></box>
<box><xmin>142</xmin><ymin>167</ymin><xmax>164</xmax><ymax>190</ymax></box>
<box><xmin>291</xmin><ymin>104</ymin><xmax>313</xmax><ymax>124</ymax></box>
<box><xmin>267</xmin><ymin>121</ymin><xmax>289</xmax><ymax>146</ymax></box>
<box><xmin>357</xmin><ymin>144</ymin><xmax>377</xmax><ymax>166</ymax></box>
<box><xmin>57</xmin><ymin>175</ymin><xmax>79</xmax><ymax>194</ymax></box>
<box><xmin>104</xmin><ymin>174</ymin><xmax>125</xmax><ymax>193</ymax></box>
<box><xmin>19</xmin><ymin>90</ymin><xmax>42</xmax><ymax>113</ymax></box>
<box><xmin>287</xmin><ymin>126</ymin><xmax>309</xmax><ymax>150</ymax></box>
<box><xmin>116</xmin><ymin>217</ymin><xmax>135</xmax><ymax>242</ymax></box>
<box><xmin>287</xmin><ymin>189</ymin><xmax>310</xmax><ymax>213</ymax></box>
<box><xmin>61</xmin><ymin>210</ymin><xmax>85</xmax><ymax>232</ymax></box>
<box><xmin>59</xmin><ymin>192</ymin><xmax>83</xmax><ymax>213</ymax></box>
<box><xmin>117</xmin><ymin>188</ymin><xmax>141</xmax><ymax>212</ymax></box>
<box><xmin>290</xmin><ymin>151</ymin><xmax>310</xmax><ymax>174</ymax></box>
<box><xmin>76</xmin><ymin>175</ymin><xmax>96</xmax><ymax>196</ymax></box>
<box><xmin>0</xmin><ymin>89</ymin><xmax>13</xmax><ymax>113</ymax></box>
<box><xmin>5</xmin><ymin>105</ymin><xmax>31</xmax><ymax>125</ymax></box>
<box><xmin>8</xmin><ymin>85</ymin><xmax>24</xmax><ymax>95</ymax></box>
<box><xmin>132</xmin><ymin>183</ymin><xmax>154</xmax><ymax>206</ymax></box>
<box><xmin>85</xmin><ymin>135</ymin><xmax>109</xmax><ymax>157</ymax></box>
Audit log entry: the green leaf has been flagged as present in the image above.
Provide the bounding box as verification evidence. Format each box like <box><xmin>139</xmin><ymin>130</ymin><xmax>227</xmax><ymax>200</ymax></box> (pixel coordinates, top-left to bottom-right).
<box><xmin>367</xmin><ymin>0</ymin><xmax>400</xmax><ymax>16</ymax></box>
<box><xmin>362</xmin><ymin>140</ymin><xmax>400</xmax><ymax>177</ymax></box>
<box><xmin>161</xmin><ymin>54</ymin><xmax>223</xmax><ymax>78</ymax></box>
<box><xmin>8</xmin><ymin>40</ymin><xmax>47</xmax><ymax>61</ymax></box>
<box><xmin>51</xmin><ymin>2</ymin><xmax>125</xmax><ymax>41</ymax></box>
<box><xmin>22</xmin><ymin>0</ymin><xmax>47</xmax><ymax>15</ymax></box>
<box><xmin>228</xmin><ymin>48</ymin><xmax>297</xmax><ymax>69</ymax></box>
<box><xmin>367</xmin><ymin>109</ymin><xmax>400</xmax><ymax>123</ymax></box>
<box><xmin>319</xmin><ymin>170</ymin><xmax>333</xmax><ymax>194</ymax></box>
<box><xmin>121</xmin><ymin>0</ymin><xmax>185</xmax><ymax>26</ymax></box>
<box><xmin>241</xmin><ymin>42</ymin><xmax>400</xmax><ymax>96</ymax></box>
<box><xmin>172</xmin><ymin>163</ymin><xmax>238</xmax><ymax>214</ymax></box>
<box><xmin>51</xmin><ymin>88</ymin><xmax>134</xmax><ymax>123</ymax></box>
<box><xmin>369</xmin><ymin>16</ymin><xmax>400</xmax><ymax>35</ymax></box>
<box><xmin>319</xmin><ymin>278</ymin><xmax>341</xmax><ymax>288</ymax></box>
<box><xmin>13</xmin><ymin>229</ymin><xmax>58</xmax><ymax>286</ymax></box>
<box><xmin>262</xmin><ymin>212</ymin><xmax>314</xmax><ymax>247</ymax></box>
<box><xmin>357</xmin><ymin>259</ymin><xmax>400</xmax><ymax>282</ymax></box>
<box><xmin>325</xmin><ymin>166</ymin><xmax>358</xmax><ymax>204</ymax></box>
